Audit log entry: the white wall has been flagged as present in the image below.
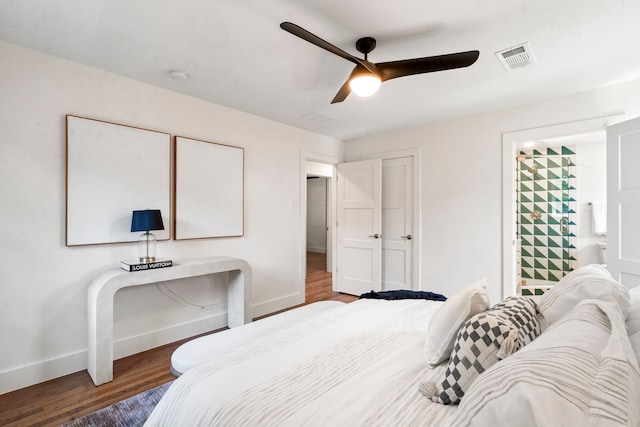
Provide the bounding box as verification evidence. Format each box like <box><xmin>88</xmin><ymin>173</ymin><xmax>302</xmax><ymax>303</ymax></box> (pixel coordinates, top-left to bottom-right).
<box><xmin>0</xmin><ymin>40</ymin><xmax>341</xmax><ymax>394</ymax></box>
<box><xmin>576</xmin><ymin>140</ymin><xmax>608</xmax><ymax>266</ymax></box>
<box><xmin>344</xmin><ymin>78</ymin><xmax>640</xmax><ymax>305</ymax></box>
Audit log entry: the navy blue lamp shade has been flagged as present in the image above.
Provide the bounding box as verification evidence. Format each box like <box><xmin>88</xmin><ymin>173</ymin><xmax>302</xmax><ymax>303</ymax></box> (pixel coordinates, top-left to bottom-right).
<box><xmin>131</xmin><ymin>209</ymin><xmax>164</xmax><ymax>232</ymax></box>
<box><xmin>131</xmin><ymin>209</ymin><xmax>164</xmax><ymax>262</ymax></box>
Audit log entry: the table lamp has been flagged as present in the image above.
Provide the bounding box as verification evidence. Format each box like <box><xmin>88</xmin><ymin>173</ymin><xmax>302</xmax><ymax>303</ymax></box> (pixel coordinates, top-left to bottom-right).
<box><xmin>131</xmin><ymin>209</ymin><xmax>164</xmax><ymax>263</ymax></box>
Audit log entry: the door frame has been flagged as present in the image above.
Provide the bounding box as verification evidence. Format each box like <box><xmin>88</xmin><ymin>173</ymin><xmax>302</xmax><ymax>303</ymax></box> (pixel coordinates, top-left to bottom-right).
<box><xmin>300</xmin><ymin>151</ymin><xmax>340</xmax><ymax>301</ymax></box>
<box><xmin>362</xmin><ymin>148</ymin><xmax>422</xmax><ymax>291</ymax></box>
<box><xmin>501</xmin><ymin>114</ymin><xmax>625</xmax><ymax>300</ymax></box>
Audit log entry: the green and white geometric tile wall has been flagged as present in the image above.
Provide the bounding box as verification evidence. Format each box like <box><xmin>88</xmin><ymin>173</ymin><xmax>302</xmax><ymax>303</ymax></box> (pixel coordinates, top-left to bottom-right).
<box><xmin>517</xmin><ymin>145</ymin><xmax>577</xmax><ymax>283</ymax></box>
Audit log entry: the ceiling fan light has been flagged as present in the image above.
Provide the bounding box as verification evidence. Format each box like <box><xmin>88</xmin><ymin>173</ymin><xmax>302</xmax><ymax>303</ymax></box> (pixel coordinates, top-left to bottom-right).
<box><xmin>349</xmin><ymin>74</ymin><xmax>381</xmax><ymax>97</ymax></box>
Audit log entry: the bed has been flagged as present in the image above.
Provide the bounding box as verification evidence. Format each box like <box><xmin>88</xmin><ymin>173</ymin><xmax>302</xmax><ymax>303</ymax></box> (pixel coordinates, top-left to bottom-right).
<box><xmin>145</xmin><ymin>265</ymin><xmax>640</xmax><ymax>426</ymax></box>
<box><xmin>170</xmin><ymin>300</ymin><xmax>347</xmax><ymax>377</ymax></box>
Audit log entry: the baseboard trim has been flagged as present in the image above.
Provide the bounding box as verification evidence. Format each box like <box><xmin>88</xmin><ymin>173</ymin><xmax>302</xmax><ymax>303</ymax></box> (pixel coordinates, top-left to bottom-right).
<box><xmin>0</xmin><ymin>294</ymin><xmax>303</xmax><ymax>395</ymax></box>
<box><xmin>112</xmin><ymin>312</ymin><xmax>229</xmax><ymax>360</ymax></box>
<box><xmin>0</xmin><ymin>351</ymin><xmax>87</xmax><ymax>396</ymax></box>
<box><xmin>252</xmin><ymin>293</ymin><xmax>304</xmax><ymax>318</ymax></box>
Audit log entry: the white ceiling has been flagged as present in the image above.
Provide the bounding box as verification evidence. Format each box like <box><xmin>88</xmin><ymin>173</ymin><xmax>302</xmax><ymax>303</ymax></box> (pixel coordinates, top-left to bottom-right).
<box><xmin>1</xmin><ymin>0</ymin><xmax>639</xmax><ymax>141</ymax></box>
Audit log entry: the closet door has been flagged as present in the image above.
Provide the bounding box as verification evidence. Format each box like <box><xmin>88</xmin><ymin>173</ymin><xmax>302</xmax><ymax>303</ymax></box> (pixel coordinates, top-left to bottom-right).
<box><xmin>607</xmin><ymin>116</ymin><xmax>640</xmax><ymax>287</ymax></box>
<box><xmin>336</xmin><ymin>159</ymin><xmax>382</xmax><ymax>295</ymax></box>
<box><xmin>381</xmin><ymin>157</ymin><xmax>414</xmax><ymax>290</ymax></box>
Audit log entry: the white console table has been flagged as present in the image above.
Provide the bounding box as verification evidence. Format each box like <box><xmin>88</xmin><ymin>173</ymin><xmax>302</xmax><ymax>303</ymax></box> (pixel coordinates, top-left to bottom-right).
<box><xmin>87</xmin><ymin>256</ymin><xmax>252</xmax><ymax>386</ymax></box>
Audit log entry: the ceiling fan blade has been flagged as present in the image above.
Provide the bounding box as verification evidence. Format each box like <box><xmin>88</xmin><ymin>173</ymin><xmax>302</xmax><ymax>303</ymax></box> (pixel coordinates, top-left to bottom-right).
<box><xmin>280</xmin><ymin>22</ymin><xmax>376</xmax><ymax>73</ymax></box>
<box><xmin>377</xmin><ymin>50</ymin><xmax>479</xmax><ymax>82</ymax></box>
<box><xmin>331</xmin><ymin>79</ymin><xmax>352</xmax><ymax>104</ymax></box>
<box><xmin>331</xmin><ymin>64</ymin><xmax>371</xmax><ymax>104</ymax></box>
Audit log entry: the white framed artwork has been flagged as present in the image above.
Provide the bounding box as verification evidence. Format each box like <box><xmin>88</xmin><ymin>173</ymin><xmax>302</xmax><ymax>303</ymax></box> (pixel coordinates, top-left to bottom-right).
<box><xmin>174</xmin><ymin>136</ymin><xmax>244</xmax><ymax>240</ymax></box>
<box><xmin>66</xmin><ymin>115</ymin><xmax>171</xmax><ymax>246</ymax></box>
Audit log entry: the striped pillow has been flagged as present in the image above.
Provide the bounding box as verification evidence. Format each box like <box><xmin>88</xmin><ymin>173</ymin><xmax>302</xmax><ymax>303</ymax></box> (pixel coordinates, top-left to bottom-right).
<box><xmin>449</xmin><ymin>300</ymin><xmax>640</xmax><ymax>426</ymax></box>
<box><xmin>537</xmin><ymin>264</ymin><xmax>630</xmax><ymax>326</ymax></box>
<box><xmin>628</xmin><ymin>285</ymin><xmax>640</xmax><ymax>335</ymax></box>
<box><xmin>628</xmin><ymin>286</ymin><xmax>640</xmax><ymax>363</ymax></box>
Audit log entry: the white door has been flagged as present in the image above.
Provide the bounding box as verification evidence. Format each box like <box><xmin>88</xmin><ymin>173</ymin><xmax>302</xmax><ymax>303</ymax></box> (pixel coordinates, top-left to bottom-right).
<box><xmin>382</xmin><ymin>157</ymin><xmax>414</xmax><ymax>290</ymax></box>
<box><xmin>607</xmin><ymin>117</ymin><xmax>640</xmax><ymax>287</ymax></box>
<box><xmin>336</xmin><ymin>159</ymin><xmax>382</xmax><ymax>295</ymax></box>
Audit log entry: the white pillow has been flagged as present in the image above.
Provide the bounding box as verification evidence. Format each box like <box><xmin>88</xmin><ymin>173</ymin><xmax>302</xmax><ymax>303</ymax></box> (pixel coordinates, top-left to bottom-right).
<box><xmin>423</xmin><ymin>279</ymin><xmax>489</xmax><ymax>367</ymax></box>
<box><xmin>537</xmin><ymin>264</ymin><xmax>630</xmax><ymax>326</ymax></box>
<box><xmin>629</xmin><ymin>286</ymin><xmax>640</xmax><ymax>364</ymax></box>
<box><xmin>631</xmin><ymin>332</ymin><xmax>640</xmax><ymax>366</ymax></box>
<box><xmin>627</xmin><ymin>285</ymin><xmax>640</xmax><ymax>336</ymax></box>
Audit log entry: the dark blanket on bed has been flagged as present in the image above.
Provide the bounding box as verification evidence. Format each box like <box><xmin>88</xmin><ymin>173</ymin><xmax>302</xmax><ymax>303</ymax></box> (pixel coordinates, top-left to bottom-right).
<box><xmin>359</xmin><ymin>289</ymin><xmax>447</xmax><ymax>301</ymax></box>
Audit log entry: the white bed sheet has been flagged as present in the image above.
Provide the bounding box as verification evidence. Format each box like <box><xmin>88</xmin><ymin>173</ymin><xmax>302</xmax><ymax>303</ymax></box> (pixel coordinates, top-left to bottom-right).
<box><xmin>145</xmin><ymin>299</ymin><xmax>455</xmax><ymax>426</ymax></box>
<box><xmin>171</xmin><ymin>301</ymin><xmax>346</xmax><ymax>375</ymax></box>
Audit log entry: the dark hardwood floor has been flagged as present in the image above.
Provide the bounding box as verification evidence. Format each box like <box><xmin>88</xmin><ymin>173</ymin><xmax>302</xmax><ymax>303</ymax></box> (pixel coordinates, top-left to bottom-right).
<box><xmin>0</xmin><ymin>252</ymin><xmax>356</xmax><ymax>426</ymax></box>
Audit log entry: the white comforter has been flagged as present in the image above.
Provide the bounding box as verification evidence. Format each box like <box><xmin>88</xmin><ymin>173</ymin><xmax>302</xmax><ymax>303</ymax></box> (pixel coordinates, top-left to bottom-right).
<box><xmin>145</xmin><ymin>298</ymin><xmax>640</xmax><ymax>426</ymax></box>
<box><xmin>448</xmin><ymin>299</ymin><xmax>640</xmax><ymax>427</ymax></box>
<box><xmin>145</xmin><ymin>299</ymin><xmax>456</xmax><ymax>426</ymax></box>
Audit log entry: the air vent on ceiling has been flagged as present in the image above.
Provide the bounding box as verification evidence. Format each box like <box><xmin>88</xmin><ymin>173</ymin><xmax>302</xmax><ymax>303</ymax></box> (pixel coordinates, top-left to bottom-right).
<box><xmin>299</xmin><ymin>111</ymin><xmax>336</xmax><ymax>123</ymax></box>
<box><xmin>495</xmin><ymin>42</ymin><xmax>536</xmax><ymax>71</ymax></box>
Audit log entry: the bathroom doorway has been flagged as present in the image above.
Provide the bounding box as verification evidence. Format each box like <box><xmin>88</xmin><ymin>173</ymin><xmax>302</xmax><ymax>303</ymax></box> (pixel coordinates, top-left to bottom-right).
<box><xmin>502</xmin><ymin>115</ymin><xmax>623</xmax><ymax>300</ymax></box>
<box><xmin>514</xmin><ymin>145</ymin><xmax>578</xmax><ymax>297</ymax></box>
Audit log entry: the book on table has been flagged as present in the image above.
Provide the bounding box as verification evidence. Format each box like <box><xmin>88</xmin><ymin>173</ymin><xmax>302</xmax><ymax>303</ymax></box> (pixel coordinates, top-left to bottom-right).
<box><xmin>120</xmin><ymin>259</ymin><xmax>173</xmax><ymax>272</ymax></box>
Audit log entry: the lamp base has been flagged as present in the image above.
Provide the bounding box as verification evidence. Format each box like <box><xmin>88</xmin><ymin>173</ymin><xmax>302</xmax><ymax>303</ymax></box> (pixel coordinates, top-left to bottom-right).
<box><xmin>138</xmin><ymin>231</ymin><xmax>157</xmax><ymax>263</ymax></box>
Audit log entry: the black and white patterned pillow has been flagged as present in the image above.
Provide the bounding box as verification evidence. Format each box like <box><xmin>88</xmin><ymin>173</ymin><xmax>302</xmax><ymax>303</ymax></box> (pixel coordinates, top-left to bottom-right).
<box><xmin>420</xmin><ymin>296</ymin><xmax>542</xmax><ymax>405</ymax></box>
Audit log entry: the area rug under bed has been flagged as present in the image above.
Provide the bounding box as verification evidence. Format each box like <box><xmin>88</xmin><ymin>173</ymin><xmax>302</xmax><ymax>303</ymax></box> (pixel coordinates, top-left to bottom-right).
<box><xmin>62</xmin><ymin>381</ymin><xmax>172</xmax><ymax>427</ymax></box>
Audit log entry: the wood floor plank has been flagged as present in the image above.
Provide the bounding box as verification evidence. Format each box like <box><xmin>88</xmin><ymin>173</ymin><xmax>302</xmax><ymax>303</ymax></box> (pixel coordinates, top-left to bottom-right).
<box><xmin>0</xmin><ymin>253</ymin><xmax>356</xmax><ymax>426</ymax></box>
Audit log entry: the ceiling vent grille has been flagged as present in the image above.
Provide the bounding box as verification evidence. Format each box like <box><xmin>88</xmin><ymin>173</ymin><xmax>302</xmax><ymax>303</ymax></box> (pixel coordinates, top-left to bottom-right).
<box><xmin>495</xmin><ymin>42</ymin><xmax>536</xmax><ymax>71</ymax></box>
<box><xmin>299</xmin><ymin>111</ymin><xmax>336</xmax><ymax>123</ymax></box>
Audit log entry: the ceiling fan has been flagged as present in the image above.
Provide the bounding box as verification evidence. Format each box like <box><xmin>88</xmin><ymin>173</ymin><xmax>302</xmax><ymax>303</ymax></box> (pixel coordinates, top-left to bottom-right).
<box><xmin>280</xmin><ymin>22</ymin><xmax>480</xmax><ymax>104</ymax></box>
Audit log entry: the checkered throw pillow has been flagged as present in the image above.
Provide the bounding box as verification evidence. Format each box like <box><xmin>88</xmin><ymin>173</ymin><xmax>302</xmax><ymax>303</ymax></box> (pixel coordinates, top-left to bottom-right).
<box><xmin>420</xmin><ymin>296</ymin><xmax>542</xmax><ymax>405</ymax></box>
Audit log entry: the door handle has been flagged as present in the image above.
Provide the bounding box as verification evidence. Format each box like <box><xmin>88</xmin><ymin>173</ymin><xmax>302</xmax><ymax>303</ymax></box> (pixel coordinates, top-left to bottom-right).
<box><xmin>400</xmin><ymin>234</ymin><xmax>412</xmax><ymax>240</ymax></box>
<box><xmin>560</xmin><ymin>217</ymin><xmax>569</xmax><ymax>235</ymax></box>
<box><xmin>368</xmin><ymin>234</ymin><xmax>380</xmax><ymax>239</ymax></box>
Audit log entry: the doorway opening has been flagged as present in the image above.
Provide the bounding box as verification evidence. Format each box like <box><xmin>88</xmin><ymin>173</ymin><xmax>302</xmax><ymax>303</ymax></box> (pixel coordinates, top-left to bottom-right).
<box><xmin>305</xmin><ymin>162</ymin><xmax>334</xmax><ymax>302</ymax></box>
<box><xmin>300</xmin><ymin>152</ymin><xmax>339</xmax><ymax>304</ymax></box>
<box><xmin>514</xmin><ymin>144</ymin><xmax>579</xmax><ymax>298</ymax></box>
<box><xmin>502</xmin><ymin>115</ymin><xmax>624</xmax><ymax>300</ymax></box>
<box><xmin>300</xmin><ymin>149</ymin><xmax>421</xmax><ymax>300</ymax></box>
<box><xmin>306</xmin><ymin>170</ymin><xmax>331</xmax><ymax>271</ymax></box>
